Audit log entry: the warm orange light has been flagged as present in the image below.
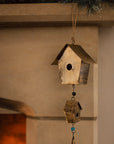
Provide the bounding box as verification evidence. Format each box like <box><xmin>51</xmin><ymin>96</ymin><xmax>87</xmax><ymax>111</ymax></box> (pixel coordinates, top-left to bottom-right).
<box><xmin>0</xmin><ymin>114</ymin><xmax>26</xmax><ymax>144</ymax></box>
<box><xmin>2</xmin><ymin>136</ymin><xmax>25</xmax><ymax>144</ymax></box>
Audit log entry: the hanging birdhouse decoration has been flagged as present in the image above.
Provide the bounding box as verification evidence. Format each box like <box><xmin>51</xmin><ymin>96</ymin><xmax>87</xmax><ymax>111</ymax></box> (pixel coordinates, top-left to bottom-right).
<box><xmin>52</xmin><ymin>44</ymin><xmax>95</xmax><ymax>84</ymax></box>
<box><xmin>64</xmin><ymin>100</ymin><xmax>82</xmax><ymax>123</ymax></box>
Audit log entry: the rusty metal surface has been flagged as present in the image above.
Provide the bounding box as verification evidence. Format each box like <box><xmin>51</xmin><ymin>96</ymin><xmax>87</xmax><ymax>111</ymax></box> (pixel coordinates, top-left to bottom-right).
<box><xmin>52</xmin><ymin>44</ymin><xmax>95</xmax><ymax>65</ymax></box>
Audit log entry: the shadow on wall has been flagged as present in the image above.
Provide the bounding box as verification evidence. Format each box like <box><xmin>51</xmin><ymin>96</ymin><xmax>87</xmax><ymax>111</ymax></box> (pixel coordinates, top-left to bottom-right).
<box><xmin>0</xmin><ymin>98</ymin><xmax>36</xmax><ymax>117</ymax></box>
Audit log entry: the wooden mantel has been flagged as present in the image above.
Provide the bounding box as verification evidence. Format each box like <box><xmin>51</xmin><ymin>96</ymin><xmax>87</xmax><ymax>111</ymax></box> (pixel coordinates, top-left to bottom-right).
<box><xmin>0</xmin><ymin>3</ymin><xmax>114</xmax><ymax>27</ymax></box>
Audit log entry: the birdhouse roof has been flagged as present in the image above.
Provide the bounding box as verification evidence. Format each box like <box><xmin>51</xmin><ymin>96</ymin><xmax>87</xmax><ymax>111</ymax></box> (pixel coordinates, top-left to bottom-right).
<box><xmin>52</xmin><ymin>44</ymin><xmax>95</xmax><ymax>65</ymax></box>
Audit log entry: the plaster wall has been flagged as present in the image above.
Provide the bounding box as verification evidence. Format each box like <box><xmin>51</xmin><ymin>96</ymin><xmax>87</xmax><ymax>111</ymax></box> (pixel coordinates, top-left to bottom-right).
<box><xmin>0</xmin><ymin>27</ymin><xmax>98</xmax><ymax>144</ymax></box>
<box><xmin>98</xmin><ymin>27</ymin><xmax>114</xmax><ymax>144</ymax></box>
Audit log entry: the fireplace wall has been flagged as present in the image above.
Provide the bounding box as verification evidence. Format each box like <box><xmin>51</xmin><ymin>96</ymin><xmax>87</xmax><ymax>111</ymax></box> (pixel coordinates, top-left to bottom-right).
<box><xmin>0</xmin><ymin>27</ymin><xmax>98</xmax><ymax>144</ymax></box>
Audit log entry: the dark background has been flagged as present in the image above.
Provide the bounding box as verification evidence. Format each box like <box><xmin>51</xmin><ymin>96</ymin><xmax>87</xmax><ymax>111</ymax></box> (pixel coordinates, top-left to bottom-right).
<box><xmin>0</xmin><ymin>0</ymin><xmax>113</xmax><ymax>4</ymax></box>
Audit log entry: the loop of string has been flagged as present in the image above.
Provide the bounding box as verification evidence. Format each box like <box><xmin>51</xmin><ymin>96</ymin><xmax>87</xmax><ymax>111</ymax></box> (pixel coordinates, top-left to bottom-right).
<box><xmin>71</xmin><ymin>3</ymin><xmax>78</xmax><ymax>45</ymax></box>
<box><xmin>72</xmin><ymin>84</ymin><xmax>75</xmax><ymax>93</ymax></box>
<box><xmin>71</xmin><ymin>84</ymin><xmax>76</xmax><ymax>100</ymax></box>
<box><xmin>71</xmin><ymin>85</ymin><xmax>76</xmax><ymax>143</ymax></box>
<box><xmin>71</xmin><ymin>123</ymin><xmax>76</xmax><ymax>144</ymax></box>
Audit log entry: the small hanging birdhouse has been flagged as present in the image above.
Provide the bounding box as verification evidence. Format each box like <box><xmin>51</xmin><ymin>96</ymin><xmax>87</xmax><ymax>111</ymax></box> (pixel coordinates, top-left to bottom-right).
<box><xmin>64</xmin><ymin>100</ymin><xmax>82</xmax><ymax>123</ymax></box>
<box><xmin>52</xmin><ymin>44</ymin><xmax>95</xmax><ymax>84</ymax></box>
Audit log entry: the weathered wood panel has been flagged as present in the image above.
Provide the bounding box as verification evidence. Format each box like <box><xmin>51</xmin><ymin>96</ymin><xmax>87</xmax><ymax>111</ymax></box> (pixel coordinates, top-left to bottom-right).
<box><xmin>58</xmin><ymin>47</ymin><xmax>81</xmax><ymax>84</ymax></box>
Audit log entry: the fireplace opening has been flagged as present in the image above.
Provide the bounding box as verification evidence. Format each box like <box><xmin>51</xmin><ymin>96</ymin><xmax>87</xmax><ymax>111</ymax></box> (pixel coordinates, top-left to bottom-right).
<box><xmin>0</xmin><ymin>114</ymin><xmax>26</xmax><ymax>144</ymax></box>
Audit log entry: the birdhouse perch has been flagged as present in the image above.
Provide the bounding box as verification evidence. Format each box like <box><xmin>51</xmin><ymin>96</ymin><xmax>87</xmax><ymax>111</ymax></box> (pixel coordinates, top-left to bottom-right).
<box><xmin>52</xmin><ymin>44</ymin><xmax>95</xmax><ymax>84</ymax></box>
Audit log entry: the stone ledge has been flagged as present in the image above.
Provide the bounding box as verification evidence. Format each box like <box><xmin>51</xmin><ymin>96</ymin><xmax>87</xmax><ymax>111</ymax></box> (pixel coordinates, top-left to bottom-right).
<box><xmin>0</xmin><ymin>3</ymin><xmax>113</xmax><ymax>26</ymax></box>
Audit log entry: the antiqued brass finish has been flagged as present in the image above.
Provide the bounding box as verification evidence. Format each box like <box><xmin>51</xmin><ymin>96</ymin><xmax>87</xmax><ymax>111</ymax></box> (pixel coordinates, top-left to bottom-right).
<box><xmin>64</xmin><ymin>100</ymin><xmax>82</xmax><ymax>123</ymax></box>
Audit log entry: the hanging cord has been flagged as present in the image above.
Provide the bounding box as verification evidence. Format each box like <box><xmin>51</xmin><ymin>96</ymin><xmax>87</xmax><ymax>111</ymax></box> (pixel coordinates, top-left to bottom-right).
<box><xmin>71</xmin><ymin>134</ymin><xmax>75</xmax><ymax>144</ymax></box>
<box><xmin>72</xmin><ymin>84</ymin><xmax>75</xmax><ymax>93</ymax></box>
<box><xmin>72</xmin><ymin>84</ymin><xmax>76</xmax><ymax>100</ymax></box>
<box><xmin>65</xmin><ymin>121</ymin><xmax>67</xmax><ymax>144</ymax></box>
<box><xmin>71</xmin><ymin>3</ymin><xmax>78</xmax><ymax>44</ymax></box>
<box><xmin>71</xmin><ymin>85</ymin><xmax>76</xmax><ymax>143</ymax></box>
<box><xmin>71</xmin><ymin>124</ymin><xmax>76</xmax><ymax>144</ymax></box>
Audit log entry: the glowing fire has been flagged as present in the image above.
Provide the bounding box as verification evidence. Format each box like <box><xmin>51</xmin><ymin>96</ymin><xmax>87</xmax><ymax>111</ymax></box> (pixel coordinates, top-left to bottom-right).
<box><xmin>0</xmin><ymin>114</ymin><xmax>26</xmax><ymax>144</ymax></box>
<box><xmin>2</xmin><ymin>136</ymin><xmax>25</xmax><ymax>144</ymax></box>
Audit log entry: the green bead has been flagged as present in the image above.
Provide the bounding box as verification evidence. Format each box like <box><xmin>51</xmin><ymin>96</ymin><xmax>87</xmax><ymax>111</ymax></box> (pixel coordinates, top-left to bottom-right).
<box><xmin>72</xmin><ymin>92</ymin><xmax>76</xmax><ymax>96</ymax></box>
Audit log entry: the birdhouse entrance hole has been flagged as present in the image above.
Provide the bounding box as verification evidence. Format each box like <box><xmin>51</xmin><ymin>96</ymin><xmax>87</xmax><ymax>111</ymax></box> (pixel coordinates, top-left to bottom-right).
<box><xmin>67</xmin><ymin>63</ymin><xmax>72</xmax><ymax>71</ymax></box>
<box><xmin>76</xmin><ymin>113</ymin><xmax>79</xmax><ymax>117</ymax></box>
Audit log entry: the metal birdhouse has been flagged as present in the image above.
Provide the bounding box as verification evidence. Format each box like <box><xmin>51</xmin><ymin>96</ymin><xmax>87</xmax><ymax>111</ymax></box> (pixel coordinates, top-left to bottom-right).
<box><xmin>52</xmin><ymin>44</ymin><xmax>95</xmax><ymax>84</ymax></box>
<box><xmin>64</xmin><ymin>100</ymin><xmax>82</xmax><ymax>123</ymax></box>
